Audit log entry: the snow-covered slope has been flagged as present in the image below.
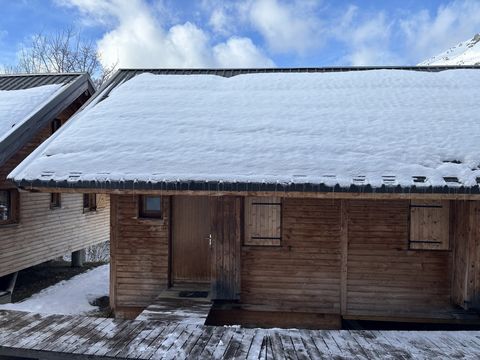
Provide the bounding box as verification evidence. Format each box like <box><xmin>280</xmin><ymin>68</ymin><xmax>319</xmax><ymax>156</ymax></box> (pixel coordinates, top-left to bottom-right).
<box><xmin>419</xmin><ymin>34</ymin><xmax>480</xmax><ymax>66</ymax></box>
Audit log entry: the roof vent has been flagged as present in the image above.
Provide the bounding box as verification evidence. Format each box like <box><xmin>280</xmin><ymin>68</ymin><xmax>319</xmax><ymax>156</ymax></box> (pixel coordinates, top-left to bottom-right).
<box><xmin>382</xmin><ymin>176</ymin><xmax>396</xmax><ymax>185</ymax></box>
<box><xmin>443</xmin><ymin>176</ymin><xmax>460</xmax><ymax>184</ymax></box>
<box><xmin>68</xmin><ymin>171</ymin><xmax>82</xmax><ymax>180</ymax></box>
<box><xmin>413</xmin><ymin>176</ymin><xmax>427</xmax><ymax>183</ymax></box>
<box><xmin>443</xmin><ymin>160</ymin><xmax>462</xmax><ymax>164</ymax></box>
<box><xmin>353</xmin><ymin>176</ymin><xmax>366</xmax><ymax>185</ymax></box>
<box><xmin>40</xmin><ymin>171</ymin><xmax>54</xmax><ymax>178</ymax></box>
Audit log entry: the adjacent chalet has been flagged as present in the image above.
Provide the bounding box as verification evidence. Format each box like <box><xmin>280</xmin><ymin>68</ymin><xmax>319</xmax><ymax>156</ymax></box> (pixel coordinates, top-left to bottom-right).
<box><xmin>0</xmin><ymin>73</ymin><xmax>109</xmax><ymax>303</ymax></box>
<box><xmin>9</xmin><ymin>67</ymin><xmax>480</xmax><ymax>328</ymax></box>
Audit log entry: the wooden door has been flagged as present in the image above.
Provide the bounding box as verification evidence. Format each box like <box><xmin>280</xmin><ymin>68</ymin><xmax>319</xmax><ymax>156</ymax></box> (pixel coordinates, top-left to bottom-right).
<box><xmin>210</xmin><ymin>196</ymin><xmax>241</xmax><ymax>300</ymax></box>
<box><xmin>172</xmin><ymin>196</ymin><xmax>212</xmax><ymax>284</ymax></box>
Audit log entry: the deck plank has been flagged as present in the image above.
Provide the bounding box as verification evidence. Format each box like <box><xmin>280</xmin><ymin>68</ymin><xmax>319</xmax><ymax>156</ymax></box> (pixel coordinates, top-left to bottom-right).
<box><xmin>53</xmin><ymin>317</ymin><xmax>111</xmax><ymax>353</ymax></box>
<box><xmin>198</xmin><ymin>325</ymin><xmax>225</xmax><ymax>358</ymax></box>
<box><xmin>246</xmin><ymin>329</ymin><xmax>267</xmax><ymax>360</ymax></box>
<box><xmin>186</xmin><ymin>325</ymin><xmax>214</xmax><ymax>359</ymax></box>
<box><xmin>114</xmin><ymin>321</ymin><xmax>158</xmax><ymax>359</ymax></box>
<box><xmin>104</xmin><ymin>320</ymin><xmax>148</xmax><ymax>358</ymax></box>
<box><xmin>135</xmin><ymin>323</ymin><xmax>180</xmax><ymax>360</ymax></box>
<box><xmin>148</xmin><ymin>323</ymin><xmax>189</xmax><ymax>359</ymax></box>
<box><xmin>81</xmin><ymin>319</ymin><xmax>133</xmax><ymax>356</ymax></box>
<box><xmin>1</xmin><ymin>310</ymin><xmax>480</xmax><ymax>359</ymax></box>
<box><xmin>127</xmin><ymin>322</ymin><xmax>171</xmax><ymax>359</ymax></box>
<box><xmin>24</xmin><ymin>315</ymin><xmax>78</xmax><ymax>349</ymax></box>
<box><xmin>162</xmin><ymin>324</ymin><xmax>199</xmax><ymax>360</ymax></box>
<box><xmin>269</xmin><ymin>332</ymin><xmax>286</xmax><ymax>360</ymax></box>
<box><xmin>39</xmin><ymin>316</ymin><xmax>93</xmax><ymax>352</ymax></box>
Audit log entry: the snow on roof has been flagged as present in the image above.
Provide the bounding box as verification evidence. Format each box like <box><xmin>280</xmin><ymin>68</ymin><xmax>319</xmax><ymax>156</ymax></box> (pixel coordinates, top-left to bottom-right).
<box><xmin>0</xmin><ymin>84</ymin><xmax>63</xmax><ymax>143</ymax></box>
<box><xmin>9</xmin><ymin>69</ymin><xmax>480</xmax><ymax>189</ymax></box>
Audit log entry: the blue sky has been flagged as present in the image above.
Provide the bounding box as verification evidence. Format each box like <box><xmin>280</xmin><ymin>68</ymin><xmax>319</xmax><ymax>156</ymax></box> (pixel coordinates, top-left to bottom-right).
<box><xmin>1</xmin><ymin>0</ymin><xmax>479</xmax><ymax>69</ymax></box>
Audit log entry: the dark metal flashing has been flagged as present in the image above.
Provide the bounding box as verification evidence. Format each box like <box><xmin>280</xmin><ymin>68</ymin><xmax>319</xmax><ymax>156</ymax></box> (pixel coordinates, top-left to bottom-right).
<box><xmin>16</xmin><ymin>178</ymin><xmax>480</xmax><ymax>195</ymax></box>
<box><xmin>0</xmin><ymin>73</ymin><xmax>95</xmax><ymax>167</ymax></box>
<box><xmin>0</xmin><ymin>73</ymin><xmax>85</xmax><ymax>91</ymax></box>
<box><xmin>96</xmin><ymin>65</ymin><xmax>480</xmax><ymax>102</ymax></box>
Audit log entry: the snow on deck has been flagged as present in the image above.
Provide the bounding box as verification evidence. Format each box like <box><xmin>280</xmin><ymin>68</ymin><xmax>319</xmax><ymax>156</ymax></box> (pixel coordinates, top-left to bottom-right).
<box><xmin>10</xmin><ymin>70</ymin><xmax>480</xmax><ymax>188</ymax></box>
<box><xmin>0</xmin><ymin>84</ymin><xmax>62</xmax><ymax>142</ymax></box>
<box><xmin>0</xmin><ymin>265</ymin><xmax>108</xmax><ymax>315</ymax></box>
<box><xmin>1</xmin><ymin>310</ymin><xmax>480</xmax><ymax>359</ymax></box>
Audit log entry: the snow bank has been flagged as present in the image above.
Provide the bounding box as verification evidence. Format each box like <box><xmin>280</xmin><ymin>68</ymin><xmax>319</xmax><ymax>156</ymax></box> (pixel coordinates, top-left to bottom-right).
<box><xmin>0</xmin><ymin>84</ymin><xmax>62</xmax><ymax>142</ymax></box>
<box><xmin>10</xmin><ymin>70</ymin><xmax>480</xmax><ymax>188</ymax></box>
<box><xmin>0</xmin><ymin>265</ymin><xmax>109</xmax><ymax>315</ymax></box>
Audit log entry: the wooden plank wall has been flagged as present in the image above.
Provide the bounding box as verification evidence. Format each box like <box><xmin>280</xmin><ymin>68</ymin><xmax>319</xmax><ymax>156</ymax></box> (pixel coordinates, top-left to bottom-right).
<box><xmin>452</xmin><ymin>201</ymin><xmax>480</xmax><ymax>310</ymax></box>
<box><xmin>0</xmin><ymin>193</ymin><xmax>109</xmax><ymax>277</ymax></box>
<box><xmin>346</xmin><ymin>200</ymin><xmax>452</xmax><ymax>317</ymax></box>
<box><xmin>110</xmin><ymin>194</ymin><xmax>170</xmax><ymax>317</ymax></box>
<box><xmin>211</xmin><ymin>197</ymin><xmax>241</xmax><ymax>300</ymax></box>
<box><xmin>241</xmin><ymin>198</ymin><xmax>342</xmax><ymax>314</ymax></box>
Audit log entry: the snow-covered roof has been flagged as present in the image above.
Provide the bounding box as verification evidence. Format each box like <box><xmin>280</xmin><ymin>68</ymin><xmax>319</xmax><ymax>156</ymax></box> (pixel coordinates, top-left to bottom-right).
<box><xmin>0</xmin><ymin>84</ymin><xmax>62</xmax><ymax>142</ymax></box>
<box><xmin>10</xmin><ymin>69</ymin><xmax>480</xmax><ymax>192</ymax></box>
<box><xmin>0</xmin><ymin>73</ymin><xmax>95</xmax><ymax>167</ymax></box>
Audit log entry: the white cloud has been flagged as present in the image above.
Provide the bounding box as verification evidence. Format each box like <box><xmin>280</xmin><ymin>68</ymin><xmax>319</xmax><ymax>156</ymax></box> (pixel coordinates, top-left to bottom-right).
<box><xmin>333</xmin><ymin>6</ymin><xmax>399</xmax><ymax>66</ymax></box>
<box><xmin>57</xmin><ymin>0</ymin><xmax>274</xmax><ymax>68</ymax></box>
<box><xmin>243</xmin><ymin>0</ymin><xmax>323</xmax><ymax>54</ymax></box>
<box><xmin>400</xmin><ymin>0</ymin><xmax>480</xmax><ymax>62</ymax></box>
<box><xmin>214</xmin><ymin>37</ymin><xmax>275</xmax><ymax>67</ymax></box>
<box><xmin>208</xmin><ymin>7</ymin><xmax>230</xmax><ymax>35</ymax></box>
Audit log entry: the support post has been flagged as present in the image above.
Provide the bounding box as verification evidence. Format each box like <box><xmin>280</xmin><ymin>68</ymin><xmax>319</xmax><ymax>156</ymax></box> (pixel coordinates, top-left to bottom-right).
<box><xmin>340</xmin><ymin>200</ymin><xmax>348</xmax><ymax>315</ymax></box>
<box><xmin>71</xmin><ymin>249</ymin><xmax>86</xmax><ymax>267</ymax></box>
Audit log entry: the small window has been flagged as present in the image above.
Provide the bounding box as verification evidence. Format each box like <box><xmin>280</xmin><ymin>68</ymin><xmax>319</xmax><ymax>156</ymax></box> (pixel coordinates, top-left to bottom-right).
<box><xmin>50</xmin><ymin>193</ymin><xmax>61</xmax><ymax>209</ymax></box>
<box><xmin>83</xmin><ymin>193</ymin><xmax>97</xmax><ymax>212</ymax></box>
<box><xmin>51</xmin><ymin>119</ymin><xmax>62</xmax><ymax>134</ymax></box>
<box><xmin>0</xmin><ymin>189</ymin><xmax>18</xmax><ymax>224</ymax></box>
<box><xmin>139</xmin><ymin>195</ymin><xmax>162</xmax><ymax>219</ymax></box>
<box><xmin>245</xmin><ymin>197</ymin><xmax>282</xmax><ymax>246</ymax></box>
<box><xmin>409</xmin><ymin>200</ymin><xmax>450</xmax><ymax>250</ymax></box>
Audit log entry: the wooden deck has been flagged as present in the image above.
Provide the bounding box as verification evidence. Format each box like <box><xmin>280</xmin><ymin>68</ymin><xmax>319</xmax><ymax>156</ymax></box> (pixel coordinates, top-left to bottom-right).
<box><xmin>136</xmin><ymin>287</ymin><xmax>212</xmax><ymax>324</ymax></box>
<box><xmin>1</xmin><ymin>310</ymin><xmax>480</xmax><ymax>359</ymax></box>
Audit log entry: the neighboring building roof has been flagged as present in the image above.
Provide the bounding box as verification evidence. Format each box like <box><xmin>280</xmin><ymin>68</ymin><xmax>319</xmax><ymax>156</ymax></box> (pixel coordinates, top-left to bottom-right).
<box><xmin>9</xmin><ymin>66</ymin><xmax>480</xmax><ymax>194</ymax></box>
<box><xmin>0</xmin><ymin>73</ymin><xmax>95</xmax><ymax>167</ymax></box>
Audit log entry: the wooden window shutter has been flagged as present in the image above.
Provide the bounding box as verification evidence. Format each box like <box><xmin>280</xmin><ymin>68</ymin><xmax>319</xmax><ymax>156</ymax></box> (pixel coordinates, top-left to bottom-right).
<box><xmin>409</xmin><ymin>200</ymin><xmax>450</xmax><ymax>250</ymax></box>
<box><xmin>245</xmin><ymin>197</ymin><xmax>281</xmax><ymax>246</ymax></box>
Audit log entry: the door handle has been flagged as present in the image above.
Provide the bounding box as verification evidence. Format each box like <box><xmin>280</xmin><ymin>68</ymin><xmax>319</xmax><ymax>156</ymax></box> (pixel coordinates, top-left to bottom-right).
<box><xmin>208</xmin><ymin>234</ymin><xmax>212</xmax><ymax>248</ymax></box>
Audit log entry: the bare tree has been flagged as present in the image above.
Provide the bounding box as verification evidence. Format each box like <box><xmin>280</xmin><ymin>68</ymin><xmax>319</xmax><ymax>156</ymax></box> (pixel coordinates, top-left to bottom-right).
<box><xmin>3</xmin><ymin>28</ymin><xmax>116</xmax><ymax>87</ymax></box>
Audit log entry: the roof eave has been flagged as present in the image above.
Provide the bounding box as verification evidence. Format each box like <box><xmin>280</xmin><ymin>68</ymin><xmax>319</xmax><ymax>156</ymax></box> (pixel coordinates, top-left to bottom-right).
<box><xmin>14</xmin><ymin>178</ymin><xmax>480</xmax><ymax>197</ymax></box>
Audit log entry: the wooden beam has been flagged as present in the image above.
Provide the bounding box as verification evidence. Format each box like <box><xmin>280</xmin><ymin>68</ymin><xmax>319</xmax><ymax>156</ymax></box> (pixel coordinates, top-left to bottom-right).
<box><xmin>20</xmin><ymin>186</ymin><xmax>480</xmax><ymax>201</ymax></box>
<box><xmin>109</xmin><ymin>194</ymin><xmax>118</xmax><ymax>313</ymax></box>
<box><xmin>340</xmin><ymin>200</ymin><xmax>348</xmax><ymax>315</ymax></box>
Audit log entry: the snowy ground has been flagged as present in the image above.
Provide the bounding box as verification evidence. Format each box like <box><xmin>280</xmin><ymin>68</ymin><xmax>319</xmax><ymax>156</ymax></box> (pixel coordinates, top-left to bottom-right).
<box><xmin>0</xmin><ymin>265</ymin><xmax>109</xmax><ymax>315</ymax></box>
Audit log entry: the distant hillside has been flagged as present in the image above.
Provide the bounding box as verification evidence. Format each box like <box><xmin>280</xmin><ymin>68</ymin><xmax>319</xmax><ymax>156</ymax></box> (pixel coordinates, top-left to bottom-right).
<box><xmin>419</xmin><ymin>33</ymin><xmax>480</xmax><ymax>66</ymax></box>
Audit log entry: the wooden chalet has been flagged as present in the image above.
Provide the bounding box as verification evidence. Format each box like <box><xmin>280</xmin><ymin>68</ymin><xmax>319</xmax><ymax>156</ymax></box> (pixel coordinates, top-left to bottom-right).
<box><xmin>8</xmin><ymin>67</ymin><xmax>480</xmax><ymax>329</ymax></box>
<box><xmin>0</xmin><ymin>73</ymin><xmax>109</xmax><ymax>303</ymax></box>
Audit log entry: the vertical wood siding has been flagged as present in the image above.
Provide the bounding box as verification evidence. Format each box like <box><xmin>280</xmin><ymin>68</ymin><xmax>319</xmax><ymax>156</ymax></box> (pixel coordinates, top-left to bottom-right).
<box><xmin>0</xmin><ymin>192</ymin><xmax>109</xmax><ymax>277</ymax></box>
<box><xmin>452</xmin><ymin>201</ymin><xmax>480</xmax><ymax>310</ymax></box>
<box><xmin>110</xmin><ymin>195</ymin><xmax>170</xmax><ymax>309</ymax></box>
<box><xmin>241</xmin><ymin>198</ymin><xmax>342</xmax><ymax>314</ymax></box>
<box><xmin>346</xmin><ymin>200</ymin><xmax>452</xmax><ymax>317</ymax></box>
